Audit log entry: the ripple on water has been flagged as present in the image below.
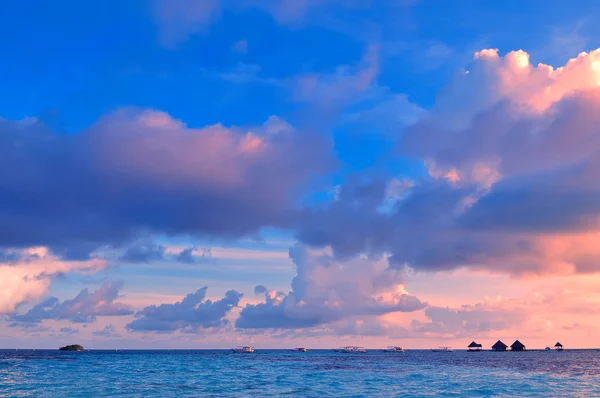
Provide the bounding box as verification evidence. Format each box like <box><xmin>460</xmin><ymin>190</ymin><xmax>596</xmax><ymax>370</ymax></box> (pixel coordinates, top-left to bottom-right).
<box><xmin>1</xmin><ymin>350</ymin><xmax>600</xmax><ymax>397</ymax></box>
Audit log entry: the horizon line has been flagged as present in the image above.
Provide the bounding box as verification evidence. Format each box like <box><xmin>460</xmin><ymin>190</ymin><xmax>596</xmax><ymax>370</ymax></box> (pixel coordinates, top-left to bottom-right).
<box><xmin>3</xmin><ymin>347</ymin><xmax>599</xmax><ymax>351</ymax></box>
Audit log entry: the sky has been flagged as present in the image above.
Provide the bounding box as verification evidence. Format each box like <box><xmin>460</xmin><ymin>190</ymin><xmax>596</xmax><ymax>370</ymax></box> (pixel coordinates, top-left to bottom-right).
<box><xmin>2</xmin><ymin>0</ymin><xmax>600</xmax><ymax>349</ymax></box>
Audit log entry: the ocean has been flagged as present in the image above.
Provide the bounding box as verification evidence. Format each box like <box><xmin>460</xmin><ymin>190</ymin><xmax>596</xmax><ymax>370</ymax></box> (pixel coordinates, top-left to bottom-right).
<box><xmin>1</xmin><ymin>349</ymin><xmax>599</xmax><ymax>397</ymax></box>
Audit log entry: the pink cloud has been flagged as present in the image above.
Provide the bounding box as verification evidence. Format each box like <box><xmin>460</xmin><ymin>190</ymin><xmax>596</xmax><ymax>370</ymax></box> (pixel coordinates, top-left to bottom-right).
<box><xmin>407</xmin><ymin>275</ymin><xmax>600</xmax><ymax>346</ymax></box>
<box><xmin>297</xmin><ymin>47</ymin><xmax>600</xmax><ymax>278</ymax></box>
<box><xmin>0</xmin><ymin>248</ymin><xmax>107</xmax><ymax>314</ymax></box>
<box><xmin>10</xmin><ymin>282</ymin><xmax>132</xmax><ymax>324</ymax></box>
<box><xmin>426</xmin><ymin>48</ymin><xmax>600</xmax><ymax>132</ymax></box>
<box><xmin>236</xmin><ymin>243</ymin><xmax>426</xmax><ymax>329</ymax></box>
<box><xmin>0</xmin><ymin>109</ymin><xmax>331</xmax><ymax>254</ymax></box>
<box><xmin>89</xmin><ymin>110</ymin><xmax>277</xmax><ymax>188</ymax></box>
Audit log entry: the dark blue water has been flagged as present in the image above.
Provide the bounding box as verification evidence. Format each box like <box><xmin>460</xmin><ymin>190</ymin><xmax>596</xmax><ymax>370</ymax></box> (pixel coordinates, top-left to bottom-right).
<box><xmin>1</xmin><ymin>349</ymin><xmax>599</xmax><ymax>397</ymax></box>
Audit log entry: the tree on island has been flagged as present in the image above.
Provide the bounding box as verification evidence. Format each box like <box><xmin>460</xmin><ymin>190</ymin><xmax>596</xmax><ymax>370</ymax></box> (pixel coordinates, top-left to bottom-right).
<box><xmin>59</xmin><ymin>344</ymin><xmax>84</xmax><ymax>351</ymax></box>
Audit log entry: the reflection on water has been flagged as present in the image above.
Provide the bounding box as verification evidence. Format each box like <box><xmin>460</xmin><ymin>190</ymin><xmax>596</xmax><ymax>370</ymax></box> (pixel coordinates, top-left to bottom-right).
<box><xmin>1</xmin><ymin>349</ymin><xmax>600</xmax><ymax>397</ymax></box>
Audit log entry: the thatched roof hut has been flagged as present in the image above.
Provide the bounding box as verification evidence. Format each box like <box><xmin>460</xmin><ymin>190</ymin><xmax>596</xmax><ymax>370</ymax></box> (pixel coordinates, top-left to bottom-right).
<box><xmin>492</xmin><ymin>340</ymin><xmax>508</xmax><ymax>351</ymax></box>
<box><xmin>467</xmin><ymin>341</ymin><xmax>483</xmax><ymax>351</ymax></box>
<box><xmin>554</xmin><ymin>342</ymin><xmax>563</xmax><ymax>350</ymax></box>
<box><xmin>511</xmin><ymin>340</ymin><xmax>526</xmax><ymax>351</ymax></box>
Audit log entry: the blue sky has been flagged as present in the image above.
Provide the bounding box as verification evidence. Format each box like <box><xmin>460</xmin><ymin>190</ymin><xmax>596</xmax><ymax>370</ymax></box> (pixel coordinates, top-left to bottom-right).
<box><xmin>2</xmin><ymin>0</ymin><xmax>597</xmax><ymax>181</ymax></box>
<box><xmin>3</xmin><ymin>0</ymin><xmax>596</xmax><ymax>125</ymax></box>
<box><xmin>3</xmin><ymin>0</ymin><xmax>600</xmax><ymax>348</ymax></box>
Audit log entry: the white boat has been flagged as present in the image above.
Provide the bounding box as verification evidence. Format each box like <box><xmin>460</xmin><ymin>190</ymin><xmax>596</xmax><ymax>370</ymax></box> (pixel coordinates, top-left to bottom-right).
<box><xmin>383</xmin><ymin>346</ymin><xmax>404</xmax><ymax>353</ymax></box>
<box><xmin>232</xmin><ymin>346</ymin><xmax>255</xmax><ymax>353</ymax></box>
<box><xmin>431</xmin><ymin>347</ymin><xmax>453</xmax><ymax>352</ymax></box>
<box><xmin>339</xmin><ymin>346</ymin><xmax>366</xmax><ymax>353</ymax></box>
<box><xmin>294</xmin><ymin>347</ymin><xmax>307</xmax><ymax>352</ymax></box>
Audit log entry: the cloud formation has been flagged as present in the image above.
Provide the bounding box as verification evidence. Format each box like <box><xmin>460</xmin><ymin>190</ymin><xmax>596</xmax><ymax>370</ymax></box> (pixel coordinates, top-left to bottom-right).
<box><xmin>0</xmin><ymin>110</ymin><xmax>330</xmax><ymax>258</ymax></box>
<box><xmin>297</xmin><ymin>48</ymin><xmax>600</xmax><ymax>276</ymax></box>
<box><xmin>236</xmin><ymin>243</ymin><xmax>426</xmax><ymax>329</ymax></box>
<box><xmin>10</xmin><ymin>282</ymin><xmax>132</xmax><ymax>324</ymax></box>
<box><xmin>175</xmin><ymin>247</ymin><xmax>213</xmax><ymax>264</ymax></box>
<box><xmin>0</xmin><ymin>248</ymin><xmax>107</xmax><ymax>315</ymax></box>
<box><xmin>127</xmin><ymin>287</ymin><xmax>243</xmax><ymax>333</ymax></box>
<box><xmin>120</xmin><ymin>240</ymin><xmax>166</xmax><ymax>263</ymax></box>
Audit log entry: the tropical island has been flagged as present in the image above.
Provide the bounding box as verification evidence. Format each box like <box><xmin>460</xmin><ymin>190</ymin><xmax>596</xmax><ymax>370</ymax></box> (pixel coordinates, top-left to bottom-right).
<box><xmin>59</xmin><ymin>344</ymin><xmax>84</xmax><ymax>351</ymax></box>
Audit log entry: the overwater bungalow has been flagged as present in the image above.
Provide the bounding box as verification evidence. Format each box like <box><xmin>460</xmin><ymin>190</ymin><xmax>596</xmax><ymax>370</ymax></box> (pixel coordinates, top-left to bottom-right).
<box><xmin>467</xmin><ymin>341</ymin><xmax>482</xmax><ymax>352</ymax></box>
<box><xmin>554</xmin><ymin>342</ymin><xmax>564</xmax><ymax>351</ymax></box>
<box><xmin>511</xmin><ymin>340</ymin><xmax>526</xmax><ymax>351</ymax></box>
<box><xmin>492</xmin><ymin>340</ymin><xmax>508</xmax><ymax>352</ymax></box>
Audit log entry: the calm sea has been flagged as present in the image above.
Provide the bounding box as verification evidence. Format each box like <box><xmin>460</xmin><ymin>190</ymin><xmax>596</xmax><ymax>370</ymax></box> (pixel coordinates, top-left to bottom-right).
<box><xmin>1</xmin><ymin>349</ymin><xmax>599</xmax><ymax>397</ymax></box>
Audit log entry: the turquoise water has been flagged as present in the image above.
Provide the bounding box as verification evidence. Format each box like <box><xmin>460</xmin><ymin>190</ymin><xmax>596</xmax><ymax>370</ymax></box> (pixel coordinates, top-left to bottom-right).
<box><xmin>1</xmin><ymin>349</ymin><xmax>599</xmax><ymax>397</ymax></box>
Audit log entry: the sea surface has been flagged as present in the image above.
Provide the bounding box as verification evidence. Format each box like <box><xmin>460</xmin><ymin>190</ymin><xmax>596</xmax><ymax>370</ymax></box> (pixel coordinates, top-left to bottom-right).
<box><xmin>1</xmin><ymin>349</ymin><xmax>600</xmax><ymax>397</ymax></box>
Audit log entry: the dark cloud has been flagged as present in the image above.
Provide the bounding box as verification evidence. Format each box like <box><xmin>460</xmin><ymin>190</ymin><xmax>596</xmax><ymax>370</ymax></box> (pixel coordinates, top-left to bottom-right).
<box><xmin>176</xmin><ymin>247</ymin><xmax>195</xmax><ymax>264</ymax></box>
<box><xmin>458</xmin><ymin>164</ymin><xmax>600</xmax><ymax>233</ymax></box>
<box><xmin>295</xmin><ymin>176</ymin><xmax>392</xmax><ymax>259</ymax></box>
<box><xmin>120</xmin><ymin>240</ymin><xmax>166</xmax><ymax>263</ymax></box>
<box><xmin>253</xmin><ymin>285</ymin><xmax>268</xmax><ymax>295</ymax></box>
<box><xmin>176</xmin><ymin>247</ymin><xmax>212</xmax><ymax>264</ymax></box>
<box><xmin>49</xmin><ymin>243</ymin><xmax>101</xmax><ymax>262</ymax></box>
<box><xmin>0</xmin><ymin>110</ymin><xmax>331</xmax><ymax>257</ymax></box>
<box><xmin>236</xmin><ymin>244</ymin><xmax>426</xmax><ymax>329</ymax></box>
<box><xmin>293</xmin><ymin>51</ymin><xmax>600</xmax><ymax>276</ymax></box>
<box><xmin>10</xmin><ymin>282</ymin><xmax>132</xmax><ymax>324</ymax></box>
<box><xmin>127</xmin><ymin>287</ymin><xmax>243</xmax><ymax>333</ymax></box>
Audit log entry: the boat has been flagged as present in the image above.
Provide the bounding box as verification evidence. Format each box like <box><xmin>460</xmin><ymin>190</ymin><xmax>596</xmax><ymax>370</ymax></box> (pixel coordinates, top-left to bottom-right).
<box><xmin>431</xmin><ymin>347</ymin><xmax>454</xmax><ymax>352</ymax></box>
<box><xmin>383</xmin><ymin>346</ymin><xmax>404</xmax><ymax>353</ymax></box>
<box><xmin>294</xmin><ymin>347</ymin><xmax>307</xmax><ymax>352</ymax></box>
<box><xmin>340</xmin><ymin>346</ymin><xmax>366</xmax><ymax>353</ymax></box>
<box><xmin>545</xmin><ymin>346</ymin><xmax>552</xmax><ymax>351</ymax></box>
<box><xmin>335</xmin><ymin>345</ymin><xmax>366</xmax><ymax>353</ymax></box>
<box><xmin>232</xmin><ymin>346</ymin><xmax>255</xmax><ymax>353</ymax></box>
